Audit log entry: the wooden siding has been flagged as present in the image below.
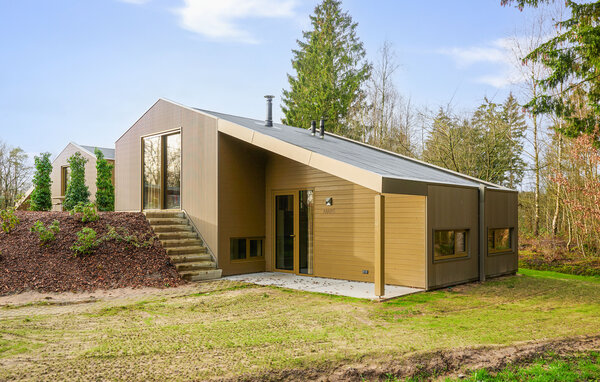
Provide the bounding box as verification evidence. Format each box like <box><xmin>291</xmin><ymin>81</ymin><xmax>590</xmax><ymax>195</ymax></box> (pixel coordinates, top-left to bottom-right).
<box><xmin>427</xmin><ymin>185</ymin><xmax>479</xmax><ymax>289</ymax></box>
<box><xmin>384</xmin><ymin>194</ymin><xmax>427</xmax><ymax>288</ymax></box>
<box><xmin>218</xmin><ymin>134</ymin><xmax>266</xmax><ymax>275</ymax></box>
<box><xmin>485</xmin><ymin>189</ymin><xmax>519</xmax><ymax>277</ymax></box>
<box><xmin>50</xmin><ymin>143</ymin><xmax>99</xmax><ymax>211</ymax></box>
<box><xmin>265</xmin><ymin>153</ymin><xmax>426</xmax><ymax>286</ymax></box>
<box><xmin>115</xmin><ymin>99</ymin><xmax>219</xmax><ymax>254</ymax></box>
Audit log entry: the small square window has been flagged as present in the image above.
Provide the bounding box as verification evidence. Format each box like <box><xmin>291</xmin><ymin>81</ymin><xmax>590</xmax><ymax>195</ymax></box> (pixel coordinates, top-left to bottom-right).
<box><xmin>434</xmin><ymin>230</ymin><xmax>468</xmax><ymax>261</ymax></box>
<box><xmin>230</xmin><ymin>238</ymin><xmax>246</xmax><ymax>261</ymax></box>
<box><xmin>249</xmin><ymin>239</ymin><xmax>263</xmax><ymax>258</ymax></box>
<box><xmin>488</xmin><ymin>228</ymin><xmax>512</xmax><ymax>254</ymax></box>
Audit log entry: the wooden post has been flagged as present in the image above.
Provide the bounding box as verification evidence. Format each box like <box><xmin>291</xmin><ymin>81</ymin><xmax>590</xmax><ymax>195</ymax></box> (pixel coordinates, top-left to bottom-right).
<box><xmin>374</xmin><ymin>194</ymin><xmax>385</xmax><ymax>297</ymax></box>
<box><xmin>479</xmin><ymin>185</ymin><xmax>486</xmax><ymax>282</ymax></box>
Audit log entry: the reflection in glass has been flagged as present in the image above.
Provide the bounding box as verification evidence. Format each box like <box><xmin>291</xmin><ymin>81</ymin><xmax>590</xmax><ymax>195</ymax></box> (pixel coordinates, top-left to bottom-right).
<box><xmin>299</xmin><ymin>190</ymin><xmax>314</xmax><ymax>274</ymax></box>
<box><xmin>165</xmin><ymin>133</ymin><xmax>181</xmax><ymax>209</ymax></box>
<box><xmin>275</xmin><ymin>194</ymin><xmax>294</xmax><ymax>270</ymax></box>
<box><xmin>230</xmin><ymin>238</ymin><xmax>246</xmax><ymax>260</ymax></box>
<box><xmin>143</xmin><ymin>135</ymin><xmax>161</xmax><ymax>210</ymax></box>
<box><xmin>488</xmin><ymin>228</ymin><xmax>511</xmax><ymax>252</ymax></box>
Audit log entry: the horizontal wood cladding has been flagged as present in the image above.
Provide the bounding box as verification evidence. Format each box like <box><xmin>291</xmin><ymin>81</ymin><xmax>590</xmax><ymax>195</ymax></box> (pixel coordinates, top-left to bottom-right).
<box><xmin>265</xmin><ymin>153</ymin><xmax>426</xmax><ymax>286</ymax></box>
<box><xmin>218</xmin><ymin>134</ymin><xmax>266</xmax><ymax>276</ymax></box>
<box><xmin>384</xmin><ymin>194</ymin><xmax>427</xmax><ymax>288</ymax></box>
<box><xmin>115</xmin><ymin>99</ymin><xmax>219</xmax><ymax>254</ymax></box>
<box><xmin>50</xmin><ymin>143</ymin><xmax>99</xmax><ymax>211</ymax></box>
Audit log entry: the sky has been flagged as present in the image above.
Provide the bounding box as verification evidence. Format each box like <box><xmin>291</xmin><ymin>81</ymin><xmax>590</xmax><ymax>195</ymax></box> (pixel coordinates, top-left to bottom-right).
<box><xmin>0</xmin><ymin>0</ymin><xmax>542</xmax><ymax>161</ymax></box>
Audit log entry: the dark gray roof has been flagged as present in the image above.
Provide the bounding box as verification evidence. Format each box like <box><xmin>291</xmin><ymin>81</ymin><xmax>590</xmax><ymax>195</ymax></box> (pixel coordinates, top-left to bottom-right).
<box><xmin>80</xmin><ymin>145</ymin><xmax>115</xmax><ymax>160</ymax></box>
<box><xmin>197</xmin><ymin>109</ymin><xmax>505</xmax><ymax>189</ymax></box>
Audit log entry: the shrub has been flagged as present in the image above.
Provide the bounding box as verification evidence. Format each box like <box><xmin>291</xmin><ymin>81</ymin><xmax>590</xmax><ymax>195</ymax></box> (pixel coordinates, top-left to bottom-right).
<box><xmin>30</xmin><ymin>152</ymin><xmax>53</xmax><ymax>211</ymax></box>
<box><xmin>69</xmin><ymin>202</ymin><xmax>98</xmax><ymax>223</ymax></box>
<box><xmin>63</xmin><ymin>152</ymin><xmax>90</xmax><ymax>211</ymax></box>
<box><xmin>0</xmin><ymin>208</ymin><xmax>19</xmax><ymax>233</ymax></box>
<box><xmin>71</xmin><ymin>227</ymin><xmax>99</xmax><ymax>256</ymax></box>
<box><xmin>95</xmin><ymin>148</ymin><xmax>114</xmax><ymax>211</ymax></box>
<box><xmin>30</xmin><ymin>220</ymin><xmax>60</xmax><ymax>245</ymax></box>
<box><xmin>103</xmin><ymin>224</ymin><xmax>154</xmax><ymax>248</ymax></box>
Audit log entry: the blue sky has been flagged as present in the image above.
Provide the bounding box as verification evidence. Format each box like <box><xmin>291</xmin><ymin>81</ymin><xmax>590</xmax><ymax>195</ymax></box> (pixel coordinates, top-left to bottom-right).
<box><xmin>0</xmin><ymin>0</ymin><xmax>539</xmax><ymax>160</ymax></box>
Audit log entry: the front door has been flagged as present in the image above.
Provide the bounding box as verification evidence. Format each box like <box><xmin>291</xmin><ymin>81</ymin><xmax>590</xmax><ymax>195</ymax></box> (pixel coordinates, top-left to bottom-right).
<box><xmin>142</xmin><ymin>131</ymin><xmax>181</xmax><ymax>210</ymax></box>
<box><xmin>273</xmin><ymin>190</ymin><xmax>314</xmax><ymax>274</ymax></box>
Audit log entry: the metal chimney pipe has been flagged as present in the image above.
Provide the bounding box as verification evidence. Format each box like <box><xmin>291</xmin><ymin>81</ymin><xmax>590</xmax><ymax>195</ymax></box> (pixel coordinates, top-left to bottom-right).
<box><xmin>311</xmin><ymin>120</ymin><xmax>316</xmax><ymax>136</ymax></box>
<box><xmin>264</xmin><ymin>95</ymin><xmax>274</xmax><ymax>127</ymax></box>
<box><xmin>319</xmin><ymin>118</ymin><xmax>325</xmax><ymax>139</ymax></box>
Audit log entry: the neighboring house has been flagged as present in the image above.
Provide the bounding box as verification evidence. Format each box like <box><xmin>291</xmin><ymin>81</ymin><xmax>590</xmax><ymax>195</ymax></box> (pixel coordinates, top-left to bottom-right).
<box><xmin>50</xmin><ymin>142</ymin><xmax>115</xmax><ymax>211</ymax></box>
<box><xmin>115</xmin><ymin>98</ymin><xmax>518</xmax><ymax>294</ymax></box>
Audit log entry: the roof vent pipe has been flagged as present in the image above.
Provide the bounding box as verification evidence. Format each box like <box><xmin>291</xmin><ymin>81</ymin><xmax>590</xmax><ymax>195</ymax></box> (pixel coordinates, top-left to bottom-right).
<box><xmin>264</xmin><ymin>95</ymin><xmax>274</xmax><ymax>127</ymax></box>
<box><xmin>319</xmin><ymin>118</ymin><xmax>325</xmax><ymax>139</ymax></box>
<box><xmin>311</xmin><ymin>120</ymin><xmax>316</xmax><ymax>136</ymax></box>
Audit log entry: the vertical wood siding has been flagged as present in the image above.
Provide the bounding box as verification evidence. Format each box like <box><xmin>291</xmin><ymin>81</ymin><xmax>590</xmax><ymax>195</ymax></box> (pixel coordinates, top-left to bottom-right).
<box><xmin>485</xmin><ymin>189</ymin><xmax>519</xmax><ymax>277</ymax></box>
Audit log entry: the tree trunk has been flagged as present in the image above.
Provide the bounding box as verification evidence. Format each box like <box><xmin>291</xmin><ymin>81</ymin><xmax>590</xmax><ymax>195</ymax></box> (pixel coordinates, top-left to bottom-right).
<box><xmin>551</xmin><ymin>133</ymin><xmax>562</xmax><ymax>235</ymax></box>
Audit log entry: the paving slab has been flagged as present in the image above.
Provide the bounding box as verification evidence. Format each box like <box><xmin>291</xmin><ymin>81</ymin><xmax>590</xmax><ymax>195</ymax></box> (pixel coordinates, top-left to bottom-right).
<box><xmin>223</xmin><ymin>272</ymin><xmax>423</xmax><ymax>300</ymax></box>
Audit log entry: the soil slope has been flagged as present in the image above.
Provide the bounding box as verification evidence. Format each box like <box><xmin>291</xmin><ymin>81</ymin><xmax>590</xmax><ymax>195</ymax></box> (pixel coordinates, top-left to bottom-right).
<box><xmin>0</xmin><ymin>211</ymin><xmax>184</xmax><ymax>295</ymax></box>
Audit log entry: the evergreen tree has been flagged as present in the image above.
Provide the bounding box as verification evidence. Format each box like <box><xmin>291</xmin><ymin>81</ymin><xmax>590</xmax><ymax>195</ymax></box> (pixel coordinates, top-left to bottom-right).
<box><xmin>63</xmin><ymin>152</ymin><xmax>90</xmax><ymax>211</ymax></box>
<box><xmin>282</xmin><ymin>0</ymin><xmax>371</xmax><ymax>135</ymax></box>
<box><xmin>501</xmin><ymin>93</ymin><xmax>527</xmax><ymax>189</ymax></box>
<box><xmin>29</xmin><ymin>152</ymin><xmax>52</xmax><ymax>211</ymax></box>
<box><xmin>94</xmin><ymin>148</ymin><xmax>114</xmax><ymax>211</ymax></box>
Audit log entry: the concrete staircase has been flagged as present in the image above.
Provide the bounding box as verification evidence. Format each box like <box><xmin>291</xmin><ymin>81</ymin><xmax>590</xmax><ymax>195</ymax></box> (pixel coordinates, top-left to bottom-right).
<box><xmin>145</xmin><ymin>210</ymin><xmax>222</xmax><ymax>281</ymax></box>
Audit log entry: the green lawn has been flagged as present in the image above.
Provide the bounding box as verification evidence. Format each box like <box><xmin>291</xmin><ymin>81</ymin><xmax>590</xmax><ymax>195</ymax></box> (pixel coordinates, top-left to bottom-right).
<box><xmin>1</xmin><ymin>269</ymin><xmax>599</xmax><ymax>380</ymax></box>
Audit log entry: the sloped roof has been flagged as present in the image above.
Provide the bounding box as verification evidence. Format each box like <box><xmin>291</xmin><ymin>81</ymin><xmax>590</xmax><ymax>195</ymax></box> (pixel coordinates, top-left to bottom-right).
<box><xmin>78</xmin><ymin>144</ymin><xmax>115</xmax><ymax>160</ymax></box>
<box><xmin>196</xmin><ymin>108</ymin><xmax>508</xmax><ymax>190</ymax></box>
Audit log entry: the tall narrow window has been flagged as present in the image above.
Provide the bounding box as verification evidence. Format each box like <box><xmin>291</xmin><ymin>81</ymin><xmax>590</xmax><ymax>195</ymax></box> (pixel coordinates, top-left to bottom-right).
<box><xmin>142</xmin><ymin>132</ymin><xmax>181</xmax><ymax>210</ymax></box>
<box><xmin>143</xmin><ymin>135</ymin><xmax>161</xmax><ymax>210</ymax></box>
<box><xmin>61</xmin><ymin>166</ymin><xmax>70</xmax><ymax>196</ymax></box>
<box><xmin>299</xmin><ymin>190</ymin><xmax>314</xmax><ymax>274</ymax></box>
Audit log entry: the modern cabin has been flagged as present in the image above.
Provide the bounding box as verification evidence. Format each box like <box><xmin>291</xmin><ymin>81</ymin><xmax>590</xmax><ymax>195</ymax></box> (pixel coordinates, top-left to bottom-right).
<box><xmin>115</xmin><ymin>98</ymin><xmax>518</xmax><ymax>294</ymax></box>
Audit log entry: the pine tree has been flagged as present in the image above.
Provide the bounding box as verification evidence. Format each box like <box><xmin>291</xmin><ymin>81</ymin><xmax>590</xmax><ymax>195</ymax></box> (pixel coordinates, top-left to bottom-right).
<box><xmin>94</xmin><ymin>148</ymin><xmax>114</xmax><ymax>211</ymax></box>
<box><xmin>501</xmin><ymin>93</ymin><xmax>527</xmax><ymax>189</ymax></box>
<box><xmin>30</xmin><ymin>152</ymin><xmax>52</xmax><ymax>211</ymax></box>
<box><xmin>281</xmin><ymin>0</ymin><xmax>370</xmax><ymax>135</ymax></box>
<box><xmin>63</xmin><ymin>152</ymin><xmax>90</xmax><ymax>211</ymax></box>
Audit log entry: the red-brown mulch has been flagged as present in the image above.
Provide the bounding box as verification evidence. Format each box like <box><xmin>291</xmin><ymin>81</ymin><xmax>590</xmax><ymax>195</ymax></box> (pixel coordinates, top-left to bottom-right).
<box><xmin>0</xmin><ymin>211</ymin><xmax>185</xmax><ymax>296</ymax></box>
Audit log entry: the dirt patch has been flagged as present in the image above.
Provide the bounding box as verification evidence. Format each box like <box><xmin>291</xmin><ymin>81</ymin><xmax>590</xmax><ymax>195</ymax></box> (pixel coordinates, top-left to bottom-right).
<box><xmin>0</xmin><ymin>211</ymin><xmax>185</xmax><ymax>295</ymax></box>
<box><xmin>225</xmin><ymin>335</ymin><xmax>600</xmax><ymax>381</ymax></box>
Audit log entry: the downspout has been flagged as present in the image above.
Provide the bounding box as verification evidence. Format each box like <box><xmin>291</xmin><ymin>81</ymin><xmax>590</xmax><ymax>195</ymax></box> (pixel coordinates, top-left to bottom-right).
<box><xmin>479</xmin><ymin>185</ymin><xmax>486</xmax><ymax>282</ymax></box>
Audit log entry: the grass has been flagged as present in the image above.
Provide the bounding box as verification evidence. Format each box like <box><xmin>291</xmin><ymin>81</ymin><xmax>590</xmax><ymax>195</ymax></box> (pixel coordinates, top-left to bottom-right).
<box><xmin>0</xmin><ymin>271</ymin><xmax>599</xmax><ymax>380</ymax></box>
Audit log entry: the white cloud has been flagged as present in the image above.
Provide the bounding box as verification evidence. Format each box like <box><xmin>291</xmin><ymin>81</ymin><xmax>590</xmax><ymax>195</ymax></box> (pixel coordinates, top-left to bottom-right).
<box><xmin>174</xmin><ymin>0</ymin><xmax>297</xmax><ymax>43</ymax></box>
<box><xmin>439</xmin><ymin>37</ymin><xmax>532</xmax><ymax>88</ymax></box>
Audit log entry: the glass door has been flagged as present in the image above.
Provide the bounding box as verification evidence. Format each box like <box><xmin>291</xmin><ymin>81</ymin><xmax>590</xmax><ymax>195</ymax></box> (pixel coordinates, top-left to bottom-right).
<box><xmin>275</xmin><ymin>193</ymin><xmax>295</xmax><ymax>271</ymax></box>
<box><xmin>142</xmin><ymin>132</ymin><xmax>181</xmax><ymax>210</ymax></box>
<box><xmin>298</xmin><ymin>190</ymin><xmax>314</xmax><ymax>274</ymax></box>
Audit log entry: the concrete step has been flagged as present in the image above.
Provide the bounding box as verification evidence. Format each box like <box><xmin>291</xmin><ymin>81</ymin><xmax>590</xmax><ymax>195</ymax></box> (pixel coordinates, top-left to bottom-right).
<box><xmin>175</xmin><ymin>261</ymin><xmax>217</xmax><ymax>272</ymax></box>
<box><xmin>161</xmin><ymin>238</ymin><xmax>203</xmax><ymax>248</ymax></box>
<box><xmin>145</xmin><ymin>210</ymin><xmax>184</xmax><ymax>219</ymax></box>
<box><xmin>156</xmin><ymin>231</ymin><xmax>198</xmax><ymax>240</ymax></box>
<box><xmin>151</xmin><ymin>224</ymin><xmax>193</xmax><ymax>233</ymax></box>
<box><xmin>169</xmin><ymin>253</ymin><xmax>212</xmax><ymax>264</ymax></box>
<box><xmin>180</xmin><ymin>269</ymin><xmax>223</xmax><ymax>281</ymax></box>
<box><xmin>166</xmin><ymin>246</ymin><xmax>207</xmax><ymax>255</ymax></box>
<box><xmin>148</xmin><ymin>218</ymin><xmax>188</xmax><ymax>226</ymax></box>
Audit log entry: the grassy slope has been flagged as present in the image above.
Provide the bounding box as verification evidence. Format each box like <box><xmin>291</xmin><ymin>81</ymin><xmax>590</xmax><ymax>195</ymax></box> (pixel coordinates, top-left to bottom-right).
<box><xmin>1</xmin><ymin>271</ymin><xmax>600</xmax><ymax>380</ymax></box>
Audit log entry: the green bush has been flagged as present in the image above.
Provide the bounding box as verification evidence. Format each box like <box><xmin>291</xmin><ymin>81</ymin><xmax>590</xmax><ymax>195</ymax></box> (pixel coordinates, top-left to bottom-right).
<box><xmin>103</xmin><ymin>224</ymin><xmax>154</xmax><ymax>248</ymax></box>
<box><xmin>71</xmin><ymin>227</ymin><xmax>99</xmax><ymax>256</ymax></box>
<box><xmin>0</xmin><ymin>208</ymin><xmax>20</xmax><ymax>233</ymax></box>
<box><xmin>63</xmin><ymin>152</ymin><xmax>90</xmax><ymax>211</ymax></box>
<box><xmin>95</xmin><ymin>148</ymin><xmax>114</xmax><ymax>211</ymax></box>
<box><xmin>30</xmin><ymin>152</ymin><xmax>53</xmax><ymax>211</ymax></box>
<box><xmin>69</xmin><ymin>202</ymin><xmax>98</xmax><ymax>223</ymax></box>
<box><xmin>30</xmin><ymin>220</ymin><xmax>60</xmax><ymax>245</ymax></box>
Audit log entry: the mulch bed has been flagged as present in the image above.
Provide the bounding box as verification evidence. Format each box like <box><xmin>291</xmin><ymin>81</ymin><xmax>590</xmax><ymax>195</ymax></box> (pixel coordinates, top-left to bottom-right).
<box><xmin>0</xmin><ymin>211</ymin><xmax>185</xmax><ymax>296</ymax></box>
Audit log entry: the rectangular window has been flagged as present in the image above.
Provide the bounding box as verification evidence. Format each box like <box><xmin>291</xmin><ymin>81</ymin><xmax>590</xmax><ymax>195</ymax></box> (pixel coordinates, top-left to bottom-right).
<box><xmin>434</xmin><ymin>230</ymin><xmax>468</xmax><ymax>260</ymax></box>
<box><xmin>142</xmin><ymin>132</ymin><xmax>181</xmax><ymax>210</ymax></box>
<box><xmin>61</xmin><ymin>166</ymin><xmax>70</xmax><ymax>196</ymax></box>
<box><xmin>231</xmin><ymin>237</ymin><xmax>264</xmax><ymax>261</ymax></box>
<box><xmin>488</xmin><ymin>228</ymin><xmax>512</xmax><ymax>254</ymax></box>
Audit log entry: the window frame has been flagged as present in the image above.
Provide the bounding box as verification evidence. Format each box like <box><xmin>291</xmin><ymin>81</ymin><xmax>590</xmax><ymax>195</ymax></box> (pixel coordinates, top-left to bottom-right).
<box><xmin>433</xmin><ymin>229</ymin><xmax>470</xmax><ymax>261</ymax></box>
<box><xmin>487</xmin><ymin>227</ymin><xmax>514</xmax><ymax>255</ymax></box>
<box><xmin>230</xmin><ymin>237</ymin><xmax>265</xmax><ymax>262</ymax></box>
<box><xmin>60</xmin><ymin>166</ymin><xmax>70</xmax><ymax>196</ymax></box>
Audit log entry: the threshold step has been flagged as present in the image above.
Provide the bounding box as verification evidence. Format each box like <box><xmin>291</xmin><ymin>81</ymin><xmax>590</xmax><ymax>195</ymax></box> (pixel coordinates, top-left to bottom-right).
<box><xmin>180</xmin><ymin>269</ymin><xmax>223</xmax><ymax>281</ymax></box>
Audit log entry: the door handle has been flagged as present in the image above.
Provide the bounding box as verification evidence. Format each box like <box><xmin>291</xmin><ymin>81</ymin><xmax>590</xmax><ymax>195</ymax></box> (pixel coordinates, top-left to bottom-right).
<box><xmin>289</xmin><ymin>234</ymin><xmax>296</xmax><ymax>238</ymax></box>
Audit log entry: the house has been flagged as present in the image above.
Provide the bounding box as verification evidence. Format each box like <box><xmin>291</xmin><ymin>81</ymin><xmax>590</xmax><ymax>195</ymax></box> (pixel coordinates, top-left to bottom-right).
<box><xmin>50</xmin><ymin>142</ymin><xmax>115</xmax><ymax>211</ymax></box>
<box><xmin>115</xmin><ymin>98</ymin><xmax>518</xmax><ymax>295</ymax></box>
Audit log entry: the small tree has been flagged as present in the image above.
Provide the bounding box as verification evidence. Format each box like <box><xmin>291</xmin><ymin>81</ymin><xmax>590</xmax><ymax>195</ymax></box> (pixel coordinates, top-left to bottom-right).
<box><xmin>63</xmin><ymin>152</ymin><xmax>90</xmax><ymax>211</ymax></box>
<box><xmin>94</xmin><ymin>148</ymin><xmax>114</xmax><ymax>211</ymax></box>
<box><xmin>30</xmin><ymin>152</ymin><xmax>52</xmax><ymax>211</ymax></box>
